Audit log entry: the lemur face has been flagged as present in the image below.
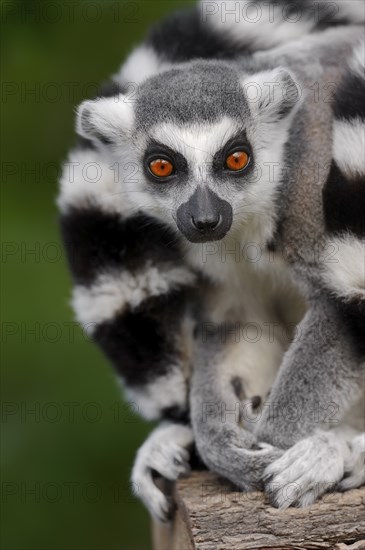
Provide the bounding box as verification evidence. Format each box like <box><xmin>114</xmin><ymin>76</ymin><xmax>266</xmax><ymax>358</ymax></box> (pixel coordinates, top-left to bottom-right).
<box><xmin>77</xmin><ymin>61</ymin><xmax>302</xmax><ymax>244</ymax></box>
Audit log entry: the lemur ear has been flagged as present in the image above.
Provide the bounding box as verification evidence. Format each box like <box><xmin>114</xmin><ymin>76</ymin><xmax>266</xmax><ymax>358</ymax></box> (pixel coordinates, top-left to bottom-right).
<box><xmin>76</xmin><ymin>95</ymin><xmax>134</xmax><ymax>146</ymax></box>
<box><xmin>241</xmin><ymin>68</ymin><xmax>302</xmax><ymax>122</ymax></box>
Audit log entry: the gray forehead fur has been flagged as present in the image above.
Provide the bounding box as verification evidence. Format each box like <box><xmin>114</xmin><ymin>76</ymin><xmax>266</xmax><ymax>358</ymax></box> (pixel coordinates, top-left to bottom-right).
<box><xmin>135</xmin><ymin>60</ymin><xmax>250</xmax><ymax>130</ymax></box>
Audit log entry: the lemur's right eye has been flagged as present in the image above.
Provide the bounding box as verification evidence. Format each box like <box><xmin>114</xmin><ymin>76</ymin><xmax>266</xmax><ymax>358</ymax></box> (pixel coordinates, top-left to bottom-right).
<box><xmin>149</xmin><ymin>158</ymin><xmax>174</xmax><ymax>178</ymax></box>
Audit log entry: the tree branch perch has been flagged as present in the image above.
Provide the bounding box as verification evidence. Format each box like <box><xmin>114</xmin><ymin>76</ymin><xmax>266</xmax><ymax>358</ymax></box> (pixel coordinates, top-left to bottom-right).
<box><xmin>152</xmin><ymin>471</ymin><xmax>365</xmax><ymax>549</ymax></box>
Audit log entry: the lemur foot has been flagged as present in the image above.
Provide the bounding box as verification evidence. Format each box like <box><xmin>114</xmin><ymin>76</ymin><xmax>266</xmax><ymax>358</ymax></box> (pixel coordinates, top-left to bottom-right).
<box><xmin>131</xmin><ymin>423</ymin><xmax>193</xmax><ymax>522</ymax></box>
<box><xmin>236</xmin><ymin>442</ymin><xmax>285</xmax><ymax>491</ymax></box>
<box><xmin>195</xmin><ymin>424</ymin><xmax>284</xmax><ymax>491</ymax></box>
<box><xmin>338</xmin><ymin>433</ymin><xmax>365</xmax><ymax>491</ymax></box>
<box><xmin>263</xmin><ymin>430</ymin><xmax>351</xmax><ymax>508</ymax></box>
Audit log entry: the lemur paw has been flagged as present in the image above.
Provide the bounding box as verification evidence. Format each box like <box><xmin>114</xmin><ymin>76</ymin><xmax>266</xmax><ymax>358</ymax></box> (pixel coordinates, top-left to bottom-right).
<box><xmin>131</xmin><ymin>423</ymin><xmax>193</xmax><ymax>522</ymax></box>
<box><xmin>338</xmin><ymin>433</ymin><xmax>365</xmax><ymax>491</ymax></box>
<box><xmin>263</xmin><ymin>431</ymin><xmax>350</xmax><ymax>508</ymax></box>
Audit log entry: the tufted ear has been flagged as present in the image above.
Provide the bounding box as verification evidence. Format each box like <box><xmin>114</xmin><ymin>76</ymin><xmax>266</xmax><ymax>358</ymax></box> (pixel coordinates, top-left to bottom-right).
<box><xmin>76</xmin><ymin>94</ymin><xmax>134</xmax><ymax>146</ymax></box>
<box><xmin>241</xmin><ymin>68</ymin><xmax>302</xmax><ymax>123</ymax></box>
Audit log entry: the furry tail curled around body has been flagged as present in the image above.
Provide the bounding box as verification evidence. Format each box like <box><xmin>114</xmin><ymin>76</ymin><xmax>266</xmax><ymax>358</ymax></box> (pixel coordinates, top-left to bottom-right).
<box><xmin>58</xmin><ymin>145</ymin><xmax>197</xmax><ymax>421</ymax></box>
<box><xmin>199</xmin><ymin>0</ymin><xmax>365</xmax><ymax>51</ymax></box>
<box><xmin>321</xmin><ymin>39</ymin><xmax>365</xmax><ymax>357</ymax></box>
<box><xmin>112</xmin><ymin>1</ymin><xmax>365</xmax><ymax>91</ymax></box>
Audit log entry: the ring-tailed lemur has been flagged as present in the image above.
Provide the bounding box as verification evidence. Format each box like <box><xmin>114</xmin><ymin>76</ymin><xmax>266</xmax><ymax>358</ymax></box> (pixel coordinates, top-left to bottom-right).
<box><xmin>59</xmin><ymin>1</ymin><xmax>365</xmax><ymax>521</ymax></box>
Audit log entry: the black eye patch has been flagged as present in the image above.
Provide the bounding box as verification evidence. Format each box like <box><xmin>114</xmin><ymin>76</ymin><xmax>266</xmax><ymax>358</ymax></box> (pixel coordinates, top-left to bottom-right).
<box><xmin>143</xmin><ymin>140</ymin><xmax>188</xmax><ymax>179</ymax></box>
<box><xmin>212</xmin><ymin>131</ymin><xmax>253</xmax><ymax>175</ymax></box>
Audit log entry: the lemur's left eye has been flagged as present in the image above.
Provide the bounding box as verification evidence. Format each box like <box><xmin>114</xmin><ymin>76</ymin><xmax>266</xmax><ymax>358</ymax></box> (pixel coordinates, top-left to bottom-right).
<box><xmin>225</xmin><ymin>151</ymin><xmax>250</xmax><ymax>172</ymax></box>
<box><xmin>149</xmin><ymin>158</ymin><xmax>174</xmax><ymax>178</ymax></box>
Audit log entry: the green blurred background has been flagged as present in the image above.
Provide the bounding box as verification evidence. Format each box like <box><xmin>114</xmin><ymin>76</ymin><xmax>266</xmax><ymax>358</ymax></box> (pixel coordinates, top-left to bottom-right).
<box><xmin>1</xmin><ymin>1</ymin><xmax>189</xmax><ymax>548</ymax></box>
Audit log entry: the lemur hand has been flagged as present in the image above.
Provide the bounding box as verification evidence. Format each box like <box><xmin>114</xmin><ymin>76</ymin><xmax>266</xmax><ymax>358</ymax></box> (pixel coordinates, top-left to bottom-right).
<box><xmin>131</xmin><ymin>423</ymin><xmax>193</xmax><ymax>522</ymax></box>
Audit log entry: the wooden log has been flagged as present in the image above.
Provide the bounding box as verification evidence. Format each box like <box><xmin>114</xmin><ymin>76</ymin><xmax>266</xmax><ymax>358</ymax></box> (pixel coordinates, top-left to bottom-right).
<box><xmin>152</xmin><ymin>471</ymin><xmax>365</xmax><ymax>550</ymax></box>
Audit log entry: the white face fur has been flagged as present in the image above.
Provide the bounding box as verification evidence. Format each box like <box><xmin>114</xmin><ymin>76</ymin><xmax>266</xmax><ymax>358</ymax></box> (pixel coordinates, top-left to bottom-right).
<box><xmin>77</xmin><ymin>63</ymin><xmax>302</xmax><ymax>247</ymax></box>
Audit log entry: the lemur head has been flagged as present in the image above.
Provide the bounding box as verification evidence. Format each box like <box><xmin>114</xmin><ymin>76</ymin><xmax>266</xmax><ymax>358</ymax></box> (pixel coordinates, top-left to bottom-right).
<box><xmin>77</xmin><ymin>60</ymin><xmax>302</xmax><ymax>244</ymax></box>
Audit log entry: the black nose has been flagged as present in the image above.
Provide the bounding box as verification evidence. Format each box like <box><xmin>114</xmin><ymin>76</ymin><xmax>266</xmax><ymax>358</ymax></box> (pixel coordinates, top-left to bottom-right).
<box><xmin>191</xmin><ymin>215</ymin><xmax>221</xmax><ymax>232</ymax></box>
<box><xmin>176</xmin><ymin>187</ymin><xmax>233</xmax><ymax>243</ymax></box>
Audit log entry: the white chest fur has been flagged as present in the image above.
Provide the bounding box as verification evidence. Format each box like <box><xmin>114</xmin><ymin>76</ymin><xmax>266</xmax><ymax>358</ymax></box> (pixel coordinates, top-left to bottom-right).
<box><xmin>185</xmin><ymin>236</ymin><xmax>307</xmax><ymax>405</ymax></box>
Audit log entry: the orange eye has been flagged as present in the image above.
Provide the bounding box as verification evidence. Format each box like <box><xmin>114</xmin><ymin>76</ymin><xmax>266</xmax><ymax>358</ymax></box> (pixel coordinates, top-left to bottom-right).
<box><xmin>225</xmin><ymin>151</ymin><xmax>249</xmax><ymax>171</ymax></box>
<box><xmin>149</xmin><ymin>158</ymin><xmax>174</xmax><ymax>178</ymax></box>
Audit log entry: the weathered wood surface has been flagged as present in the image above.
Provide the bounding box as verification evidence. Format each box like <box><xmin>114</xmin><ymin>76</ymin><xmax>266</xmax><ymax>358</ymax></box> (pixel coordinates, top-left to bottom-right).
<box><xmin>153</xmin><ymin>471</ymin><xmax>365</xmax><ymax>550</ymax></box>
